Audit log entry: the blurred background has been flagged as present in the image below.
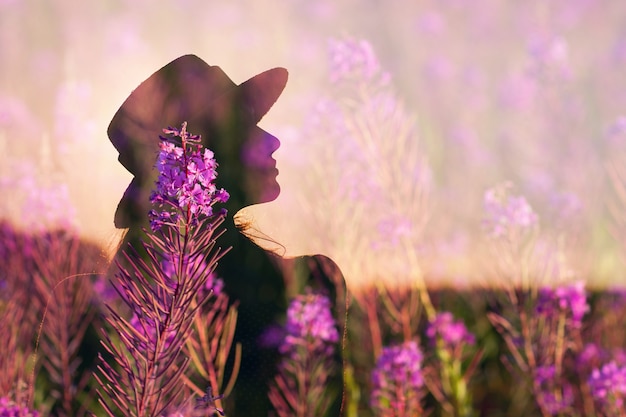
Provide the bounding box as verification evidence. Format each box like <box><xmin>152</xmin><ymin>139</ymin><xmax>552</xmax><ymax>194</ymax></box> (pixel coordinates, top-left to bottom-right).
<box><xmin>2</xmin><ymin>0</ymin><xmax>626</xmax><ymax>289</ymax></box>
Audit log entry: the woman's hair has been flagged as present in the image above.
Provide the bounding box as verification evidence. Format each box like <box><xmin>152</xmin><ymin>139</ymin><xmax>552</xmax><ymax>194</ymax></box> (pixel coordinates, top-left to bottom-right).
<box><xmin>234</xmin><ymin>211</ymin><xmax>286</xmax><ymax>257</ymax></box>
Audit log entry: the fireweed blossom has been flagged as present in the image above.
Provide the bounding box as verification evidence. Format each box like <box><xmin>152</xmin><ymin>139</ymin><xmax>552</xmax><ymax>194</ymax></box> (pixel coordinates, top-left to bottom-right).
<box><xmin>0</xmin><ymin>397</ymin><xmax>39</xmax><ymax>417</ymax></box>
<box><xmin>426</xmin><ymin>312</ymin><xmax>475</xmax><ymax>350</ymax></box>
<box><xmin>588</xmin><ymin>361</ymin><xmax>626</xmax><ymax>415</ymax></box>
<box><xmin>525</xmin><ymin>281</ymin><xmax>587</xmax><ymax>415</ymax></box>
<box><xmin>533</xmin><ymin>365</ymin><xmax>574</xmax><ymax>415</ymax></box>
<box><xmin>96</xmin><ymin>123</ymin><xmax>230</xmax><ymax>417</ymax></box>
<box><xmin>426</xmin><ymin>312</ymin><xmax>478</xmax><ymax>417</ymax></box>
<box><xmin>269</xmin><ymin>290</ymin><xmax>340</xmax><ymax>417</ymax></box>
<box><xmin>536</xmin><ymin>281</ymin><xmax>589</xmax><ymax>329</ymax></box>
<box><xmin>328</xmin><ymin>37</ymin><xmax>385</xmax><ymax>84</ymax></box>
<box><xmin>371</xmin><ymin>341</ymin><xmax>425</xmax><ymax>416</ymax></box>
<box><xmin>483</xmin><ymin>182</ymin><xmax>538</xmax><ymax>239</ymax></box>
<box><xmin>280</xmin><ymin>290</ymin><xmax>339</xmax><ymax>358</ymax></box>
<box><xmin>149</xmin><ymin>123</ymin><xmax>229</xmax><ymax>231</ymax></box>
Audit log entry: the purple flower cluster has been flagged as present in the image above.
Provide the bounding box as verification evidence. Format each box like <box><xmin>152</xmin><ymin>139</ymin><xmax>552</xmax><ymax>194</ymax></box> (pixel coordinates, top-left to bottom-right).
<box><xmin>588</xmin><ymin>361</ymin><xmax>626</xmax><ymax>411</ymax></box>
<box><xmin>149</xmin><ymin>122</ymin><xmax>229</xmax><ymax>231</ymax></box>
<box><xmin>533</xmin><ymin>365</ymin><xmax>574</xmax><ymax>415</ymax></box>
<box><xmin>327</xmin><ymin>37</ymin><xmax>389</xmax><ymax>85</ymax></box>
<box><xmin>577</xmin><ymin>343</ymin><xmax>607</xmax><ymax>371</ymax></box>
<box><xmin>426</xmin><ymin>311</ymin><xmax>475</xmax><ymax>349</ymax></box>
<box><xmin>98</xmin><ymin>125</ymin><xmax>232</xmax><ymax>416</ymax></box>
<box><xmin>371</xmin><ymin>341</ymin><xmax>425</xmax><ymax>414</ymax></box>
<box><xmin>483</xmin><ymin>183</ymin><xmax>538</xmax><ymax>238</ymax></box>
<box><xmin>536</xmin><ymin>281</ymin><xmax>589</xmax><ymax>328</ymax></box>
<box><xmin>280</xmin><ymin>290</ymin><xmax>339</xmax><ymax>358</ymax></box>
<box><xmin>269</xmin><ymin>289</ymin><xmax>340</xmax><ymax>416</ymax></box>
<box><xmin>0</xmin><ymin>398</ymin><xmax>39</xmax><ymax>417</ymax></box>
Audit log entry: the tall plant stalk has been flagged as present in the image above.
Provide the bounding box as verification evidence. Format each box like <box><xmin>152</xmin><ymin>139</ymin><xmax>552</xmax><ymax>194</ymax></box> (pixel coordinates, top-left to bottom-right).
<box><xmin>96</xmin><ymin>123</ymin><xmax>231</xmax><ymax>417</ymax></box>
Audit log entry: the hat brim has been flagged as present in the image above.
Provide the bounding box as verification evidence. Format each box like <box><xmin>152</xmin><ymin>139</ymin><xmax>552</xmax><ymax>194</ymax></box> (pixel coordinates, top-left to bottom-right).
<box><xmin>236</xmin><ymin>65</ymin><xmax>288</xmax><ymax>125</ymax></box>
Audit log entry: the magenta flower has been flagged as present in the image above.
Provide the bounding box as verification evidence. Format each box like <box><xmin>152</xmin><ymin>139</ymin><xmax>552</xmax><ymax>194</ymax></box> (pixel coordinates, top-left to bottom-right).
<box><xmin>533</xmin><ymin>365</ymin><xmax>574</xmax><ymax>415</ymax></box>
<box><xmin>483</xmin><ymin>183</ymin><xmax>538</xmax><ymax>238</ymax></box>
<box><xmin>269</xmin><ymin>289</ymin><xmax>340</xmax><ymax>417</ymax></box>
<box><xmin>97</xmin><ymin>123</ymin><xmax>230</xmax><ymax>417</ymax></box>
<box><xmin>371</xmin><ymin>341</ymin><xmax>425</xmax><ymax>416</ymax></box>
<box><xmin>280</xmin><ymin>290</ymin><xmax>339</xmax><ymax>358</ymax></box>
<box><xmin>426</xmin><ymin>311</ymin><xmax>475</xmax><ymax>349</ymax></box>
<box><xmin>578</xmin><ymin>343</ymin><xmax>607</xmax><ymax>371</ymax></box>
<box><xmin>588</xmin><ymin>361</ymin><xmax>626</xmax><ymax>412</ymax></box>
<box><xmin>327</xmin><ymin>37</ymin><xmax>390</xmax><ymax>85</ymax></box>
<box><xmin>149</xmin><ymin>122</ymin><xmax>229</xmax><ymax>231</ymax></box>
<box><xmin>537</xmin><ymin>281</ymin><xmax>589</xmax><ymax>328</ymax></box>
<box><xmin>0</xmin><ymin>398</ymin><xmax>39</xmax><ymax>417</ymax></box>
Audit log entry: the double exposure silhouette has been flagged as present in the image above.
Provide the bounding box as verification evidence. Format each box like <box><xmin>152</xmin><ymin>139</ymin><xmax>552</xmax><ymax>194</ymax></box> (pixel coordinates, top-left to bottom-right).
<box><xmin>107</xmin><ymin>55</ymin><xmax>345</xmax><ymax>416</ymax></box>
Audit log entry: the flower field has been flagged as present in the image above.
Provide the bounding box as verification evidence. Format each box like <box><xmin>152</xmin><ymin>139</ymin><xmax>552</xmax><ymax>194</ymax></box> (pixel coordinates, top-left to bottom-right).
<box><xmin>2</xmin><ymin>1</ymin><xmax>626</xmax><ymax>416</ymax></box>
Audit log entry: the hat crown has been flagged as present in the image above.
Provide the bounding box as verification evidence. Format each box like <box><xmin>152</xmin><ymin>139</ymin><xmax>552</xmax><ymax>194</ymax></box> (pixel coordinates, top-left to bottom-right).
<box><xmin>108</xmin><ymin>55</ymin><xmax>239</xmax><ymax>170</ymax></box>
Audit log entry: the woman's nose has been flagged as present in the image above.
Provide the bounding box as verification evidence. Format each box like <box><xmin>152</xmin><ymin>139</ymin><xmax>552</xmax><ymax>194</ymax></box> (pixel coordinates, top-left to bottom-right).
<box><xmin>241</xmin><ymin>127</ymin><xmax>281</xmax><ymax>168</ymax></box>
<box><xmin>257</xmin><ymin>128</ymin><xmax>281</xmax><ymax>153</ymax></box>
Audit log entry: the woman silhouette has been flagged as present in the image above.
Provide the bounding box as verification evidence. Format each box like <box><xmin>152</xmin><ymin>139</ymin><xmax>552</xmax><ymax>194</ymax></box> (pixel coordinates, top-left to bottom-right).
<box><xmin>107</xmin><ymin>55</ymin><xmax>345</xmax><ymax>417</ymax></box>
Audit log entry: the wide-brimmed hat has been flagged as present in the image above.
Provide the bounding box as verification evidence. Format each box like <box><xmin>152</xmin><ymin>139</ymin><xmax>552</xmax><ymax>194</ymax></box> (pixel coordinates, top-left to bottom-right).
<box><xmin>108</xmin><ymin>54</ymin><xmax>288</xmax><ymax>228</ymax></box>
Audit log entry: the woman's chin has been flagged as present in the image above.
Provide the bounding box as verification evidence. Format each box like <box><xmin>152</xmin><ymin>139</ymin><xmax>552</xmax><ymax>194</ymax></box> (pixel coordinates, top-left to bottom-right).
<box><xmin>244</xmin><ymin>171</ymin><xmax>281</xmax><ymax>205</ymax></box>
<box><xmin>260</xmin><ymin>183</ymin><xmax>281</xmax><ymax>203</ymax></box>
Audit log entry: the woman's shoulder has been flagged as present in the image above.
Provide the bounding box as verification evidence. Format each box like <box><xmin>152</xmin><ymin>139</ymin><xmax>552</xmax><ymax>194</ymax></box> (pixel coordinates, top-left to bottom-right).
<box><xmin>284</xmin><ymin>254</ymin><xmax>346</xmax><ymax>305</ymax></box>
<box><xmin>299</xmin><ymin>254</ymin><xmax>344</xmax><ymax>279</ymax></box>
<box><xmin>285</xmin><ymin>254</ymin><xmax>344</xmax><ymax>281</ymax></box>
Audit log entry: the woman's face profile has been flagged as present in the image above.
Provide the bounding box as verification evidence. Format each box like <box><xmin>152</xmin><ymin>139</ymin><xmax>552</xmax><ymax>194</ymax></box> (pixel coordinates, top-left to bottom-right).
<box><xmin>208</xmin><ymin>100</ymin><xmax>283</xmax><ymax>208</ymax></box>
<box><xmin>240</xmin><ymin>125</ymin><xmax>281</xmax><ymax>204</ymax></box>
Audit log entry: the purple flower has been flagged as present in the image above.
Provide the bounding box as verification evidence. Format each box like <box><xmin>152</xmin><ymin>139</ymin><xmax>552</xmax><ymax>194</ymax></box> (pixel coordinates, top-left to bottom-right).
<box><xmin>535</xmin><ymin>365</ymin><xmax>556</xmax><ymax>386</ymax></box>
<box><xmin>578</xmin><ymin>343</ymin><xmax>607</xmax><ymax>371</ymax></box>
<box><xmin>533</xmin><ymin>365</ymin><xmax>574</xmax><ymax>415</ymax></box>
<box><xmin>483</xmin><ymin>183</ymin><xmax>538</xmax><ymax>238</ymax></box>
<box><xmin>149</xmin><ymin>122</ymin><xmax>229</xmax><ymax>231</ymax></box>
<box><xmin>269</xmin><ymin>289</ymin><xmax>340</xmax><ymax>416</ymax></box>
<box><xmin>0</xmin><ymin>397</ymin><xmax>39</xmax><ymax>417</ymax></box>
<box><xmin>371</xmin><ymin>341</ymin><xmax>425</xmax><ymax>415</ymax></box>
<box><xmin>426</xmin><ymin>311</ymin><xmax>475</xmax><ymax>349</ymax></box>
<box><xmin>540</xmin><ymin>388</ymin><xmax>574</xmax><ymax>416</ymax></box>
<box><xmin>537</xmin><ymin>281</ymin><xmax>589</xmax><ymax>328</ymax></box>
<box><xmin>280</xmin><ymin>290</ymin><xmax>339</xmax><ymax>358</ymax></box>
<box><xmin>327</xmin><ymin>37</ymin><xmax>390</xmax><ymax>85</ymax></box>
<box><xmin>98</xmin><ymin>122</ymin><xmax>232</xmax><ymax>416</ymax></box>
<box><xmin>588</xmin><ymin>361</ymin><xmax>626</xmax><ymax>411</ymax></box>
